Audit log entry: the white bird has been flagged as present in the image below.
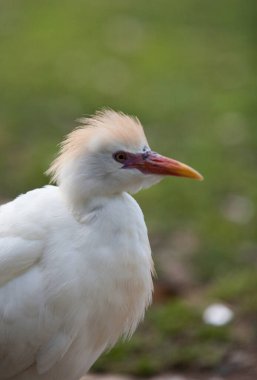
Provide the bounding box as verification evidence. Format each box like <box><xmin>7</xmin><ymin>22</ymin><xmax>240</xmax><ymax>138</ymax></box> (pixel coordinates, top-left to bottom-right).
<box><xmin>0</xmin><ymin>110</ymin><xmax>203</xmax><ymax>380</ymax></box>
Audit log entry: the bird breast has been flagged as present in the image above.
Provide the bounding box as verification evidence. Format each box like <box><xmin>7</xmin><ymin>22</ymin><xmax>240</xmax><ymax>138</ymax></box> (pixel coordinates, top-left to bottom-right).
<box><xmin>45</xmin><ymin>191</ymin><xmax>153</xmax><ymax>354</ymax></box>
<box><xmin>76</xmin><ymin>192</ymin><xmax>154</xmax><ymax>342</ymax></box>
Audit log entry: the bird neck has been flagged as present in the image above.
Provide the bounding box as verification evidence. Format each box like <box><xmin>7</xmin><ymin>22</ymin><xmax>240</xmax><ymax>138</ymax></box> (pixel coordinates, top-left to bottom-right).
<box><xmin>59</xmin><ymin>185</ymin><xmax>122</xmax><ymax>223</ymax></box>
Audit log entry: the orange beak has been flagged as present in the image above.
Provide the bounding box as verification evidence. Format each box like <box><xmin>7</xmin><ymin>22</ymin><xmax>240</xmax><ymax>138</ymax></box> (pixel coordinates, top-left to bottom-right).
<box><xmin>125</xmin><ymin>151</ymin><xmax>203</xmax><ymax>181</ymax></box>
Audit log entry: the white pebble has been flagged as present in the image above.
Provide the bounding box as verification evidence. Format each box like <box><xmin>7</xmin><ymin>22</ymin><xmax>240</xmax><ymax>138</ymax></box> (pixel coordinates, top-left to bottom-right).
<box><xmin>203</xmin><ymin>303</ymin><xmax>234</xmax><ymax>326</ymax></box>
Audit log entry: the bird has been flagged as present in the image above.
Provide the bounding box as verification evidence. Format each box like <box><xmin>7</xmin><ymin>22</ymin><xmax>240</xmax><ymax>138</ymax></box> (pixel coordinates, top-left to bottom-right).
<box><xmin>0</xmin><ymin>110</ymin><xmax>203</xmax><ymax>380</ymax></box>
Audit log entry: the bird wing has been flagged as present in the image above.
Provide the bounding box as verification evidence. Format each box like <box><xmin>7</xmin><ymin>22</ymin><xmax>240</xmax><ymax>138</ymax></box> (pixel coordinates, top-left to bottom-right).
<box><xmin>0</xmin><ymin>188</ymin><xmax>77</xmax><ymax>378</ymax></box>
<box><xmin>0</xmin><ymin>236</ymin><xmax>42</xmax><ymax>287</ymax></box>
<box><xmin>36</xmin><ymin>332</ymin><xmax>74</xmax><ymax>375</ymax></box>
<box><xmin>0</xmin><ymin>191</ymin><xmax>45</xmax><ymax>288</ymax></box>
<box><xmin>0</xmin><ymin>235</ymin><xmax>76</xmax><ymax>378</ymax></box>
<box><xmin>0</xmin><ymin>235</ymin><xmax>45</xmax><ymax>378</ymax></box>
<box><xmin>0</xmin><ymin>209</ymin><xmax>46</xmax><ymax>377</ymax></box>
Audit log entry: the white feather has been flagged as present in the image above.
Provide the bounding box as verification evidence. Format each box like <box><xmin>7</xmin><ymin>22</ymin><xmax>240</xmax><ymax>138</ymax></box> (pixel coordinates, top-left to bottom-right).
<box><xmin>0</xmin><ymin>185</ymin><xmax>153</xmax><ymax>380</ymax></box>
<box><xmin>0</xmin><ymin>109</ymin><xmax>203</xmax><ymax>379</ymax></box>
<box><xmin>0</xmin><ymin>111</ymin><xmax>159</xmax><ymax>380</ymax></box>
<box><xmin>0</xmin><ymin>186</ymin><xmax>152</xmax><ymax>380</ymax></box>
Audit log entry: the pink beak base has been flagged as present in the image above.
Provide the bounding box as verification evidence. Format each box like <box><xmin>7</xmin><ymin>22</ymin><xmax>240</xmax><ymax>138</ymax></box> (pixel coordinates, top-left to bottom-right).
<box><xmin>125</xmin><ymin>152</ymin><xmax>203</xmax><ymax>181</ymax></box>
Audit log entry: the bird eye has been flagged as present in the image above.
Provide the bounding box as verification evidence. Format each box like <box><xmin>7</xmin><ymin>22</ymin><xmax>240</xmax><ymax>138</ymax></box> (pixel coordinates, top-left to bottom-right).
<box><xmin>113</xmin><ymin>151</ymin><xmax>127</xmax><ymax>163</ymax></box>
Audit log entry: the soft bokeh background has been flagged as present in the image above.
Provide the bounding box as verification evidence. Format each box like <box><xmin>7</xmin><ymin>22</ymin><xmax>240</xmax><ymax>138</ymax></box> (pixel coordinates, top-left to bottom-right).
<box><xmin>0</xmin><ymin>0</ymin><xmax>256</xmax><ymax>378</ymax></box>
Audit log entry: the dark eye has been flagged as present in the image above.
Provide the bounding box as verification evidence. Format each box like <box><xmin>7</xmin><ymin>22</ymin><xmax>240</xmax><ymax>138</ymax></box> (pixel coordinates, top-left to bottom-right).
<box><xmin>113</xmin><ymin>151</ymin><xmax>127</xmax><ymax>163</ymax></box>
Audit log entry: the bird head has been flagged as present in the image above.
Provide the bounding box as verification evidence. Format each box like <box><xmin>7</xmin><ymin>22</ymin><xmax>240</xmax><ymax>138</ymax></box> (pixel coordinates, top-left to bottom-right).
<box><xmin>47</xmin><ymin>110</ymin><xmax>203</xmax><ymax>205</ymax></box>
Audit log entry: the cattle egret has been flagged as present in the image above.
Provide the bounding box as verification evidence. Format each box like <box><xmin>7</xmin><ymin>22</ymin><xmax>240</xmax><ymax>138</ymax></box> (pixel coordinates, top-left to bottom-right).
<box><xmin>0</xmin><ymin>110</ymin><xmax>203</xmax><ymax>380</ymax></box>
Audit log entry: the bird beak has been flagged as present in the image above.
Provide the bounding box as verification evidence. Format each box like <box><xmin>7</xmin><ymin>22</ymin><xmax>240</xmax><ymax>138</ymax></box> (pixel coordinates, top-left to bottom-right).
<box><xmin>126</xmin><ymin>151</ymin><xmax>203</xmax><ymax>180</ymax></box>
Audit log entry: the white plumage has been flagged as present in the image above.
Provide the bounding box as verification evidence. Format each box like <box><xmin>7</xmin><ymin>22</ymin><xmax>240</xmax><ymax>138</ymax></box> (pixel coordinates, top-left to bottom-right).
<box><xmin>0</xmin><ymin>110</ymin><xmax>202</xmax><ymax>380</ymax></box>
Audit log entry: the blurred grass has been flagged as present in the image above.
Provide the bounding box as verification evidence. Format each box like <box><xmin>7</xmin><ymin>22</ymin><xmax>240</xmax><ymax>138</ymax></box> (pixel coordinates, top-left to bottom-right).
<box><xmin>93</xmin><ymin>300</ymin><xmax>233</xmax><ymax>376</ymax></box>
<box><xmin>0</xmin><ymin>0</ymin><xmax>257</xmax><ymax>375</ymax></box>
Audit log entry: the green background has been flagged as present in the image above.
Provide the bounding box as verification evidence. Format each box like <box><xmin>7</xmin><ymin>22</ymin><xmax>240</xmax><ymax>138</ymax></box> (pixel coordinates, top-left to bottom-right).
<box><xmin>0</xmin><ymin>0</ymin><xmax>256</xmax><ymax>376</ymax></box>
